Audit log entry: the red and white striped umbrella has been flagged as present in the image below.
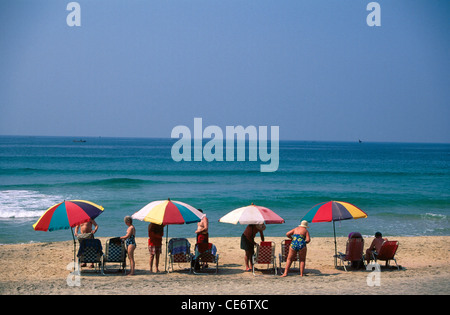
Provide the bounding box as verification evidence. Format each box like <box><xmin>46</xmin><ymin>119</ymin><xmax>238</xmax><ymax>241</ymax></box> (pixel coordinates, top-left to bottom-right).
<box><xmin>219</xmin><ymin>203</ymin><xmax>285</xmax><ymax>225</ymax></box>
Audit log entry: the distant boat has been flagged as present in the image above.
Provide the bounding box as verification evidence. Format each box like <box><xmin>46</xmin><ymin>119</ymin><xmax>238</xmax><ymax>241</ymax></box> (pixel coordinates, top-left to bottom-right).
<box><xmin>358</xmin><ymin>139</ymin><xmax>362</xmax><ymax>143</ymax></box>
<box><xmin>73</xmin><ymin>139</ymin><xmax>86</xmax><ymax>143</ymax></box>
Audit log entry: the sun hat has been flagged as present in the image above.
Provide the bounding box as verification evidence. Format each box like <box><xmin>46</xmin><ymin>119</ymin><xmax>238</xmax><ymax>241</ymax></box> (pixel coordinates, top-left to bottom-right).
<box><xmin>299</xmin><ymin>220</ymin><xmax>309</xmax><ymax>228</ymax></box>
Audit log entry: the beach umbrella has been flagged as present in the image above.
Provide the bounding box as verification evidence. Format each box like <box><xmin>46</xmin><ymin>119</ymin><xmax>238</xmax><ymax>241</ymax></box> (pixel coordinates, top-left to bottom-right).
<box><xmin>132</xmin><ymin>198</ymin><xmax>203</xmax><ymax>225</ymax></box>
<box><xmin>219</xmin><ymin>203</ymin><xmax>285</xmax><ymax>225</ymax></box>
<box><xmin>302</xmin><ymin>201</ymin><xmax>367</xmax><ymax>267</ymax></box>
<box><xmin>33</xmin><ymin>200</ymin><xmax>105</xmax><ymax>267</ymax></box>
<box><xmin>131</xmin><ymin>198</ymin><xmax>204</xmax><ymax>271</ymax></box>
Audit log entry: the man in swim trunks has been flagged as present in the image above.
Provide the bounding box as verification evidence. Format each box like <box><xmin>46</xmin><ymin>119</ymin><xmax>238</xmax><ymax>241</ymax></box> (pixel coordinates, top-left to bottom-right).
<box><xmin>281</xmin><ymin>220</ymin><xmax>311</xmax><ymax>277</ymax></box>
<box><xmin>74</xmin><ymin>219</ymin><xmax>98</xmax><ymax>240</ymax></box>
<box><xmin>75</xmin><ymin>219</ymin><xmax>99</xmax><ymax>267</ymax></box>
<box><xmin>148</xmin><ymin>223</ymin><xmax>164</xmax><ymax>273</ymax></box>
<box><xmin>240</xmin><ymin>224</ymin><xmax>265</xmax><ymax>271</ymax></box>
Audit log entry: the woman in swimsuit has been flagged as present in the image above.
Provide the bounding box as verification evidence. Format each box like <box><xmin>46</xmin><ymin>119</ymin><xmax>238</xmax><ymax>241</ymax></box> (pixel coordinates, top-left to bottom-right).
<box><xmin>121</xmin><ymin>216</ymin><xmax>136</xmax><ymax>275</ymax></box>
<box><xmin>281</xmin><ymin>220</ymin><xmax>311</xmax><ymax>277</ymax></box>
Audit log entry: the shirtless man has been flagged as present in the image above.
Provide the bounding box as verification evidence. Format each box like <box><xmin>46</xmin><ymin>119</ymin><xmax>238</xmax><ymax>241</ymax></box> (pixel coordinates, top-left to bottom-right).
<box><xmin>365</xmin><ymin>231</ymin><xmax>387</xmax><ymax>265</ymax></box>
<box><xmin>240</xmin><ymin>224</ymin><xmax>265</xmax><ymax>271</ymax></box>
<box><xmin>75</xmin><ymin>219</ymin><xmax>99</xmax><ymax>267</ymax></box>
<box><xmin>74</xmin><ymin>219</ymin><xmax>98</xmax><ymax>240</ymax></box>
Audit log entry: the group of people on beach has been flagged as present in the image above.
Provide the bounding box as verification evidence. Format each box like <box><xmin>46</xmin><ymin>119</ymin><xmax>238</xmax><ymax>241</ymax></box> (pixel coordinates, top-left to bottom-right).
<box><xmin>74</xmin><ymin>213</ymin><xmax>386</xmax><ymax>277</ymax></box>
<box><xmin>74</xmin><ymin>210</ymin><xmax>209</xmax><ymax>276</ymax></box>
<box><xmin>239</xmin><ymin>220</ymin><xmax>311</xmax><ymax>276</ymax></box>
<box><xmin>240</xmin><ymin>222</ymin><xmax>387</xmax><ymax>277</ymax></box>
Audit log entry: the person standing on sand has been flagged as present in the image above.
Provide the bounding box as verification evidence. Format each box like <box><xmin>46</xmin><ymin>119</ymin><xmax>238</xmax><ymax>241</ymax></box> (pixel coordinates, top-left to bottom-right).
<box><xmin>240</xmin><ymin>224</ymin><xmax>265</xmax><ymax>272</ymax></box>
<box><xmin>148</xmin><ymin>223</ymin><xmax>164</xmax><ymax>273</ymax></box>
<box><xmin>281</xmin><ymin>220</ymin><xmax>311</xmax><ymax>277</ymax></box>
<box><xmin>195</xmin><ymin>209</ymin><xmax>209</xmax><ymax>244</ymax></box>
<box><xmin>121</xmin><ymin>216</ymin><xmax>136</xmax><ymax>276</ymax></box>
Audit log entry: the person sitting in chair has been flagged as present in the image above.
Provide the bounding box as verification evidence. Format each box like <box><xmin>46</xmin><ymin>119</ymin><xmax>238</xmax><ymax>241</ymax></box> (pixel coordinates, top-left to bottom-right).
<box><xmin>365</xmin><ymin>231</ymin><xmax>387</xmax><ymax>265</ymax></box>
<box><xmin>75</xmin><ymin>219</ymin><xmax>98</xmax><ymax>267</ymax></box>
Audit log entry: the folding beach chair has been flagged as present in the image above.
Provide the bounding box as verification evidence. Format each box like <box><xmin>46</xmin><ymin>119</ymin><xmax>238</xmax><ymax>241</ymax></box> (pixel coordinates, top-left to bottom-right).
<box><xmin>192</xmin><ymin>243</ymin><xmax>219</xmax><ymax>274</ymax></box>
<box><xmin>252</xmin><ymin>241</ymin><xmax>277</xmax><ymax>276</ymax></box>
<box><xmin>278</xmin><ymin>239</ymin><xmax>300</xmax><ymax>275</ymax></box>
<box><xmin>168</xmin><ymin>238</ymin><xmax>193</xmax><ymax>273</ymax></box>
<box><xmin>77</xmin><ymin>238</ymin><xmax>104</xmax><ymax>275</ymax></box>
<box><xmin>103</xmin><ymin>237</ymin><xmax>127</xmax><ymax>274</ymax></box>
<box><xmin>371</xmin><ymin>241</ymin><xmax>400</xmax><ymax>270</ymax></box>
<box><xmin>335</xmin><ymin>238</ymin><xmax>365</xmax><ymax>271</ymax></box>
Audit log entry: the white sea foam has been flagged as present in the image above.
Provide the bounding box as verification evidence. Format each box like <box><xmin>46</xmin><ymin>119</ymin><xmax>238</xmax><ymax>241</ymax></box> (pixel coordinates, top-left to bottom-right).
<box><xmin>422</xmin><ymin>212</ymin><xmax>447</xmax><ymax>220</ymax></box>
<box><xmin>0</xmin><ymin>190</ymin><xmax>64</xmax><ymax>219</ymax></box>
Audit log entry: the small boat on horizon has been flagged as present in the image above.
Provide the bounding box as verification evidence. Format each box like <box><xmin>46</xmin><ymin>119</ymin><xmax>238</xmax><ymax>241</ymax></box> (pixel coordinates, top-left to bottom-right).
<box><xmin>73</xmin><ymin>139</ymin><xmax>86</xmax><ymax>143</ymax></box>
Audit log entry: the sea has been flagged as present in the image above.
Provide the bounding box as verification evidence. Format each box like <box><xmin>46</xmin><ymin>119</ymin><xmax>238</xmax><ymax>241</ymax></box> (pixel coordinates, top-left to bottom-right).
<box><xmin>0</xmin><ymin>135</ymin><xmax>449</xmax><ymax>244</ymax></box>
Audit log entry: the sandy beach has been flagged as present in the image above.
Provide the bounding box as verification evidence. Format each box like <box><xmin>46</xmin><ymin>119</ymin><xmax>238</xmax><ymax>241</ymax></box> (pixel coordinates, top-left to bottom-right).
<box><xmin>0</xmin><ymin>236</ymin><xmax>449</xmax><ymax>295</ymax></box>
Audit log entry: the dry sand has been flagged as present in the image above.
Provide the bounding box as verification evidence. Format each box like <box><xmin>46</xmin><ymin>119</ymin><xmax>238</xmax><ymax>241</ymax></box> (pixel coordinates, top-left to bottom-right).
<box><xmin>0</xmin><ymin>236</ymin><xmax>449</xmax><ymax>295</ymax></box>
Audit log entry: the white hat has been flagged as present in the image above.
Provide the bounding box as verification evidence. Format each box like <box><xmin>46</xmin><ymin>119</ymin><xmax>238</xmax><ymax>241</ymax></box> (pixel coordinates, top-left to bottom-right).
<box><xmin>299</xmin><ymin>220</ymin><xmax>309</xmax><ymax>228</ymax></box>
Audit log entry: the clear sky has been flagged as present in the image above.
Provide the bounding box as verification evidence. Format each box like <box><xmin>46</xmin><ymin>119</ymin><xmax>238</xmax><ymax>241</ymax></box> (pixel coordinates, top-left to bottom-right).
<box><xmin>0</xmin><ymin>0</ymin><xmax>449</xmax><ymax>142</ymax></box>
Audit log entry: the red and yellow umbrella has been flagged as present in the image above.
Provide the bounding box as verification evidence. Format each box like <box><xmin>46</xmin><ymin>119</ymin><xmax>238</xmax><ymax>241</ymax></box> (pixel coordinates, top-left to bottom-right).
<box><xmin>131</xmin><ymin>199</ymin><xmax>203</xmax><ymax>225</ymax></box>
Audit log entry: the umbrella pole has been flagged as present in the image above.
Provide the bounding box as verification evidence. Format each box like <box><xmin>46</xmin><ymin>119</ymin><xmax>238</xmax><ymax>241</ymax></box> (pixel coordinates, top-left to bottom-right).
<box><xmin>165</xmin><ymin>225</ymin><xmax>169</xmax><ymax>273</ymax></box>
<box><xmin>71</xmin><ymin>227</ymin><xmax>76</xmax><ymax>271</ymax></box>
<box><xmin>333</xmin><ymin>221</ymin><xmax>337</xmax><ymax>268</ymax></box>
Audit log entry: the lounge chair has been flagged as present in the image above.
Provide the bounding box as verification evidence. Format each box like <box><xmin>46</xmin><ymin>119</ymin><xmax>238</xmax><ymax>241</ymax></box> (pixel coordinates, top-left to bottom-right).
<box><xmin>192</xmin><ymin>243</ymin><xmax>219</xmax><ymax>274</ymax></box>
<box><xmin>371</xmin><ymin>241</ymin><xmax>400</xmax><ymax>270</ymax></box>
<box><xmin>103</xmin><ymin>237</ymin><xmax>127</xmax><ymax>274</ymax></box>
<box><xmin>77</xmin><ymin>238</ymin><xmax>104</xmax><ymax>275</ymax></box>
<box><xmin>335</xmin><ymin>238</ymin><xmax>365</xmax><ymax>271</ymax></box>
<box><xmin>252</xmin><ymin>241</ymin><xmax>277</xmax><ymax>276</ymax></box>
<box><xmin>168</xmin><ymin>238</ymin><xmax>193</xmax><ymax>273</ymax></box>
<box><xmin>278</xmin><ymin>239</ymin><xmax>300</xmax><ymax>275</ymax></box>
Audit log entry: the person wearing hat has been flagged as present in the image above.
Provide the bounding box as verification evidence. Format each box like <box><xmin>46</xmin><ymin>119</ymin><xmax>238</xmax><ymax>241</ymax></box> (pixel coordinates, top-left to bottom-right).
<box><xmin>281</xmin><ymin>220</ymin><xmax>311</xmax><ymax>277</ymax></box>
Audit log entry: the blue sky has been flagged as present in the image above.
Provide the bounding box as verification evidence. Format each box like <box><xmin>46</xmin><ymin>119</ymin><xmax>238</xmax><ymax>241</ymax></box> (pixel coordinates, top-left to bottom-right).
<box><xmin>0</xmin><ymin>0</ymin><xmax>449</xmax><ymax>142</ymax></box>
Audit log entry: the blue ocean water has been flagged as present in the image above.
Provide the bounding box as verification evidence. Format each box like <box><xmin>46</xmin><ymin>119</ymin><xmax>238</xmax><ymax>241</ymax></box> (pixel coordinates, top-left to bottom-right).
<box><xmin>0</xmin><ymin>135</ymin><xmax>449</xmax><ymax>244</ymax></box>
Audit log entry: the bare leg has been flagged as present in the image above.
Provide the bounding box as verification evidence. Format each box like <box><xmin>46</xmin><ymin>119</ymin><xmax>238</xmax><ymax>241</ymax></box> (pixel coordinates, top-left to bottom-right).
<box><xmin>244</xmin><ymin>250</ymin><xmax>252</xmax><ymax>271</ymax></box>
<box><xmin>299</xmin><ymin>247</ymin><xmax>307</xmax><ymax>276</ymax></box>
<box><xmin>127</xmin><ymin>245</ymin><xmax>136</xmax><ymax>275</ymax></box>
<box><xmin>155</xmin><ymin>252</ymin><xmax>160</xmax><ymax>272</ymax></box>
<box><xmin>365</xmin><ymin>249</ymin><xmax>373</xmax><ymax>265</ymax></box>
<box><xmin>300</xmin><ymin>261</ymin><xmax>306</xmax><ymax>276</ymax></box>
<box><xmin>149</xmin><ymin>254</ymin><xmax>154</xmax><ymax>272</ymax></box>
<box><xmin>281</xmin><ymin>258</ymin><xmax>293</xmax><ymax>277</ymax></box>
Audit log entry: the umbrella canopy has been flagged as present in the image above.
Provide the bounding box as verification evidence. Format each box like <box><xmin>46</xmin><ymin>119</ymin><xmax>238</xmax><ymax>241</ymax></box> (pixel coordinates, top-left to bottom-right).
<box><xmin>132</xmin><ymin>199</ymin><xmax>204</xmax><ymax>225</ymax></box>
<box><xmin>33</xmin><ymin>200</ymin><xmax>104</xmax><ymax>232</ymax></box>
<box><xmin>219</xmin><ymin>203</ymin><xmax>285</xmax><ymax>225</ymax></box>
<box><xmin>302</xmin><ymin>201</ymin><xmax>367</xmax><ymax>223</ymax></box>
<box><xmin>302</xmin><ymin>201</ymin><xmax>367</xmax><ymax>268</ymax></box>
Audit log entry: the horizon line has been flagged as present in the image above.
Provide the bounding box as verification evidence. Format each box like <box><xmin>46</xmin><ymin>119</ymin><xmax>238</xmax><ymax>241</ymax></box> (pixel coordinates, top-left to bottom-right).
<box><xmin>0</xmin><ymin>134</ymin><xmax>449</xmax><ymax>145</ymax></box>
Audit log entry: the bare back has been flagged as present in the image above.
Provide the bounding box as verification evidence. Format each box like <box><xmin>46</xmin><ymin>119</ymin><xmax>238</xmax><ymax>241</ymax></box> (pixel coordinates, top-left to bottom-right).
<box><xmin>287</xmin><ymin>226</ymin><xmax>310</xmax><ymax>243</ymax></box>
